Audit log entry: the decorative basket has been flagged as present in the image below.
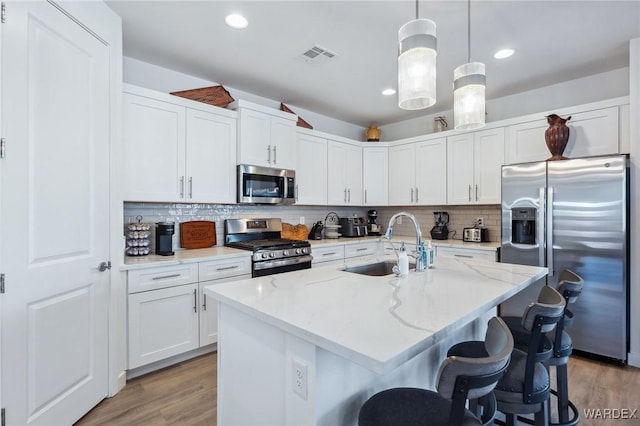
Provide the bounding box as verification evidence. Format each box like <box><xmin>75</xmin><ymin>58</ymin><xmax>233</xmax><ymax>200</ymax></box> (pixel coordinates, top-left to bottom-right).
<box><xmin>281</xmin><ymin>223</ymin><xmax>309</xmax><ymax>241</ymax></box>
<box><xmin>170</xmin><ymin>85</ymin><xmax>234</xmax><ymax>108</ymax></box>
<box><xmin>280</xmin><ymin>103</ymin><xmax>313</xmax><ymax>129</ymax></box>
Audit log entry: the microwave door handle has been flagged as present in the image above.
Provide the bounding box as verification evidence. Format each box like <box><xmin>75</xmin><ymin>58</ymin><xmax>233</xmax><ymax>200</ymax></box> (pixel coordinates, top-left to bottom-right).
<box><xmin>546</xmin><ymin>186</ymin><xmax>554</xmax><ymax>277</ymax></box>
<box><xmin>538</xmin><ymin>187</ymin><xmax>545</xmax><ymax>268</ymax></box>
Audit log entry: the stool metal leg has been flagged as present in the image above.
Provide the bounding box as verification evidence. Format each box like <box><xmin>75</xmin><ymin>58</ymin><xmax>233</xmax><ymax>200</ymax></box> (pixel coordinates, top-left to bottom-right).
<box><xmin>556</xmin><ymin>364</ymin><xmax>569</xmax><ymax>423</ymax></box>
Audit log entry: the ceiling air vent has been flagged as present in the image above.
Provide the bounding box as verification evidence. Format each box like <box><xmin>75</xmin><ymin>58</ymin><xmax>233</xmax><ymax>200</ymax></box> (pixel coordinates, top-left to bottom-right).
<box><xmin>298</xmin><ymin>45</ymin><xmax>337</xmax><ymax>65</ymax></box>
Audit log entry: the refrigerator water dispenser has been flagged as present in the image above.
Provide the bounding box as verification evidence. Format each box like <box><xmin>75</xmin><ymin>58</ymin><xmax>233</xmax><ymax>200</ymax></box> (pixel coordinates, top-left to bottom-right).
<box><xmin>511</xmin><ymin>208</ymin><xmax>536</xmax><ymax>245</ymax></box>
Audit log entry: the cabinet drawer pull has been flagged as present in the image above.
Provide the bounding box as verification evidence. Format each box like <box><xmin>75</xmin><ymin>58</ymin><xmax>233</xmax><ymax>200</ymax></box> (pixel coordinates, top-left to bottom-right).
<box><xmin>322</xmin><ymin>252</ymin><xmax>337</xmax><ymax>256</ymax></box>
<box><xmin>454</xmin><ymin>254</ymin><xmax>473</xmax><ymax>259</ymax></box>
<box><xmin>356</xmin><ymin>248</ymin><xmax>368</xmax><ymax>252</ymax></box>
<box><xmin>216</xmin><ymin>265</ymin><xmax>239</xmax><ymax>271</ymax></box>
<box><xmin>193</xmin><ymin>289</ymin><xmax>197</xmax><ymax>313</ymax></box>
<box><xmin>151</xmin><ymin>273</ymin><xmax>181</xmax><ymax>281</ymax></box>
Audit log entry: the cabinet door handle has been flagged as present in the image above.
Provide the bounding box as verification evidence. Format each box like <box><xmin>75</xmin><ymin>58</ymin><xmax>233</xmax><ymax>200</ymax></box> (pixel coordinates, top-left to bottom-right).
<box><xmin>415</xmin><ymin>187</ymin><xmax>419</xmax><ymax>203</ymax></box>
<box><xmin>216</xmin><ymin>265</ymin><xmax>239</xmax><ymax>271</ymax></box>
<box><xmin>322</xmin><ymin>252</ymin><xmax>337</xmax><ymax>256</ymax></box>
<box><xmin>189</xmin><ymin>177</ymin><xmax>193</xmax><ymax>199</ymax></box>
<box><xmin>411</xmin><ymin>188</ymin><xmax>414</xmax><ymax>203</ymax></box>
<box><xmin>344</xmin><ymin>188</ymin><xmax>347</xmax><ymax>202</ymax></box>
<box><xmin>193</xmin><ymin>289</ymin><xmax>197</xmax><ymax>313</ymax></box>
<box><xmin>152</xmin><ymin>273</ymin><xmax>181</xmax><ymax>281</ymax></box>
<box><xmin>180</xmin><ymin>176</ymin><xmax>185</xmax><ymax>198</ymax></box>
<box><xmin>267</xmin><ymin>145</ymin><xmax>271</xmax><ymax>164</ymax></box>
<box><xmin>356</xmin><ymin>248</ymin><xmax>368</xmax><ymax>252</ymax></box>
<box><xmin>273</xmin><ymin>146</ymin><xmax>277</xmax><ymax>164</ymax></box>
<box><xmin>348</xmin><ymin>188</ymin><xmax>351</xmax><ymax>203</ymax></box>
<box><xmin>475</xmin><ymin>184</ymin><xmax>478</xmax><ymax>201</ymax></box>
<box><xmin>454</xmin><ymin>254</ymin><xmax>473</xmax><ymax>259</ymax></box>
<box><xmin>364</xmin><ymin>189</ymin><xmax>367</xmax><ymax>204</ymax></box>
<box><xmin>295</xmin><ymin>184</ymin><xmax>299</xmax><ymax>201</ymax></box>
<box><xmin>468</xmin><ymin>185</ymin><xmax>472</xmax><ymax>202</ymax></box>
<box><xmin>202</xmin><ymin>294</ymin><xmax>207</xmax><ymax>310</ymax></box>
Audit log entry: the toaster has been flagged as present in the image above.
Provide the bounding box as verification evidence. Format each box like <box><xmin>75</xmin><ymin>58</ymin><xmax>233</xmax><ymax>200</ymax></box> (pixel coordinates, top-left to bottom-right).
<box><xmin>462</xmin><ymin>227</ymin><xmax>489</xmax><ymax>243</ymax></box>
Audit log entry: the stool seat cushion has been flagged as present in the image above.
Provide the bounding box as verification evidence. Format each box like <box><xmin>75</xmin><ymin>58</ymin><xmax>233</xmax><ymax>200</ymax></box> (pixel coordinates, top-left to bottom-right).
<box><xmin>494</xmin><ymin>348</ymin><xmax>549</xmax><ymax>404</ymax></box>
<box><xmin>358</xmin><ymin>387</ymin><xmax>483</xmax><ymax>426</ymax></box>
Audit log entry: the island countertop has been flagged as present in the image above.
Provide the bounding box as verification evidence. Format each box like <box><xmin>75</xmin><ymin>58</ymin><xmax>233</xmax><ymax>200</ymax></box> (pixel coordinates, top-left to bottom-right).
<box><xmin>204</xmin><ymin>255</ymin><xmax>546</xmax><ymax>374</ymax></box>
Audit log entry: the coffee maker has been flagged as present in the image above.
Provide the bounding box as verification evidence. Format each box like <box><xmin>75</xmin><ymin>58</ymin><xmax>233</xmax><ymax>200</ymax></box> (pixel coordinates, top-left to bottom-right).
<box><xmin>430</xmin><ymin>211</ymin><xmax>450</xmax><ymax>240</ymax></box>
<box><xmin>155</xmin><ymin>222</ymin><xmax>175</xmax><ymax>256</ymax></box>
<box><xmin>367</xmin><ymin>209</ymin><xmax>381</xmax><ymax>236</ymax></box>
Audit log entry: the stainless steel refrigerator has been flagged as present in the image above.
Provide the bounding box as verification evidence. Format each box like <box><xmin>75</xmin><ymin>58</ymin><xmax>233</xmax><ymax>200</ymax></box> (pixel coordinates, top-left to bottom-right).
<box><xmin>500</xmin><ymin>154</ymin><xmax>629</xmax><ymax>362</ymax></box>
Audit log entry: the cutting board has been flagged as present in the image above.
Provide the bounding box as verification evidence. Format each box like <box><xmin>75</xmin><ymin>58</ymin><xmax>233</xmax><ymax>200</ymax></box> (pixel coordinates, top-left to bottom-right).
<box><xmin>180</xmin><ymin>221</ymin><xmax>216</xmax><ymax>249</ymax></box>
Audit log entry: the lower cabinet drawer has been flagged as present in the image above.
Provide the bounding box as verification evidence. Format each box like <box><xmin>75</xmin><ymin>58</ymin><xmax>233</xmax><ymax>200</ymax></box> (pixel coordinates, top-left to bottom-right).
<box><xmin>128</xmin><ymin>263</ymin><xmax>199</xmax><ymax>294</ymax></box>
<box><xmin>312</xmin><ymin>245</ymin><xmax>345</xmax><ymax>265</ymax></box>
<box><xmin>344</xmin><ymin>242</ymin><xmax>378</xmax><ymax>259</ymax></box>
<box><xmin>199</xmin><ymin>256</ymin><xmax>251</xmax><ymax>281</ymax></box>
<box><xmin>436</xmin><ymin>247</ymin><xmax>498</xmax><ymax>262</ymax></box>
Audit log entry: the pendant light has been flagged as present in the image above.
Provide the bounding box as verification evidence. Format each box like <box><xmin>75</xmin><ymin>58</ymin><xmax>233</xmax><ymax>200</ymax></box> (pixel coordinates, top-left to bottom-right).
<box><xmin>398</xmin><ymin>0</ymin><xmax>437</xmax><ymax>110</ymax></box>
<box><xmin>454</xmin><ymin>0</ymin><xmax>485</xmax><ymax>130</ymax></box>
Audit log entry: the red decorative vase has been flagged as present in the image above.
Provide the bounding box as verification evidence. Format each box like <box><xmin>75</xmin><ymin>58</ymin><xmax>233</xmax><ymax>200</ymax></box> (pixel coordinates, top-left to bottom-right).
<box><xmin>545</xmin><ymin>114</ymin><xmax>571</xmax><ymax>161</ymax></box>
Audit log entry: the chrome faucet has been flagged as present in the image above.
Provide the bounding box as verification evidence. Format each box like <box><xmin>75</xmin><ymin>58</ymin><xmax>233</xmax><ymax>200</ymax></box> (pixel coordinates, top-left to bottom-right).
<box><xmin>384</xmin><ymin>211</ymin><xmax>425</xmax><ymax>272</ymax></box>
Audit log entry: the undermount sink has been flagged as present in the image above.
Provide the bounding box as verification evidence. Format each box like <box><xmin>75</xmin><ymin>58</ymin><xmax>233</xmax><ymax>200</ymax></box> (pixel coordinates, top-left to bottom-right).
<box><xmin>342</xmin><ymin>260</ymin><xmax>415</xmax><ymax>277</ymax></box>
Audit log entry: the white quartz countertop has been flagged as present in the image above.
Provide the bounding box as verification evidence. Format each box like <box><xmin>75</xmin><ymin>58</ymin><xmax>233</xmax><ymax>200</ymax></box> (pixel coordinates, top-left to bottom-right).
<box><xmin>121</xmin><ymin>246</ymin><xmax>249</xmax><ymax>271</ymax></box>
<box><xmin>204</xmin><ymin>254</ymin><xmax>546</xmax><ymax>374</ymax></box>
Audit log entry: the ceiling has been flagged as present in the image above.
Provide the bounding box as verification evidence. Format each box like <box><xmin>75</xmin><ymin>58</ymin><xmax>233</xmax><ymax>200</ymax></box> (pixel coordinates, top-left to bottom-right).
<box><xmin>106</xmin><ymin>1</ymin><xmax>640</xmax><ymax>127</ymax></box>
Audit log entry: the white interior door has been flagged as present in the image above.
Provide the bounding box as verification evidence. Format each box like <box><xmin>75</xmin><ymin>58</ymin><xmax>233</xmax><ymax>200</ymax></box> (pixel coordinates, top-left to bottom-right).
<box><xmin>1</xmin><ymin>2</ymin><xmax>110</xmax><ymax>424</ymax></box>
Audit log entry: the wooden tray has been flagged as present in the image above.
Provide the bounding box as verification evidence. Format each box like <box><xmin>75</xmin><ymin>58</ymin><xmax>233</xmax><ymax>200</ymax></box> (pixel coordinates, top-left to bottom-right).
<box><xmin>180</xmin><ymin>221</ymin><xmax>216</xmax><ymax>249</ymax></box>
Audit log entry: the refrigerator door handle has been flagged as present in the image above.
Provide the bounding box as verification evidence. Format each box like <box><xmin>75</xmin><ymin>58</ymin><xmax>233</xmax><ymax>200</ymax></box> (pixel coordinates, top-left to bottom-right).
<box><xmin>546</xmin><ymin>186</ymin><xmax>554</xmax><ymax>277</ymax></box>
<box><xmin>538</xmin><ymin>187</ymin><xmax>546</xmax><ymax>267</ymax></box>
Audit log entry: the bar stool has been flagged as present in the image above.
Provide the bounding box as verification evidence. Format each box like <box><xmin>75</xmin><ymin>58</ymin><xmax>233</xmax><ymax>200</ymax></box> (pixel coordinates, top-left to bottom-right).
<box><xmin>358</xmin><ymin>317</ymin><xmax>514</xmax><ymax>426</ymax></box>
<box><xmin>448</xmin><ymin>286</ymin><xmax>566</xmax><ymax>425</ymax></box>
<box><xmin>502</xmin><ymin>270</ymin><xmax>583</xmax><ymax>425</ymax></box>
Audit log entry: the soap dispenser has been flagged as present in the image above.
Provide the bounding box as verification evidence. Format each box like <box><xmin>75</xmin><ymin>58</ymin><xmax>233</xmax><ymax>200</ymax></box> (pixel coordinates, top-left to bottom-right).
<box><xmin>398</xmin><ymin>242</ymin><xmax>409</xmax><ymax>276</ymax></box>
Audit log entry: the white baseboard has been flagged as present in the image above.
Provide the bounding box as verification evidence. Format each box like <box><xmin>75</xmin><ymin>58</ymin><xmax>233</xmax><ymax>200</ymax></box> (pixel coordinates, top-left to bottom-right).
<box><xmin>627</xmin><ymin>351</ymin><xmax>640</xmax><ymax>367</ymax></box>
<box><xmin>126</xmin><ymin>344</ymin><xmax>217</xmax><ymax>380</ymax></box>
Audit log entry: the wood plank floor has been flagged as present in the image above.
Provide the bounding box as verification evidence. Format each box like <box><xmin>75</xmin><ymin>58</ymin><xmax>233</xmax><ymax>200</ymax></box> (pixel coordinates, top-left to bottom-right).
<box><xmin>75</xmin><ymin>352</ymin><xmax>640</xmax><ymax>425</ymax></box>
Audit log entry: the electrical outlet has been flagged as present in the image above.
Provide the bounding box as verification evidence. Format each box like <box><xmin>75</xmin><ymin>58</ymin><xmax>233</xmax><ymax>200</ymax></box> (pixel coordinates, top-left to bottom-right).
<box><xmin>476</xmin><ymin>217</ymin><xmax>484</xmax><ymax>227</ymax></box>
<box><xmin>292</xmin><ymin>359</ymin><xmax>308</xmax><ymax>399</ymax></box>
<box><xmin>299</xmin><ymin>216</ymin><xmax>305</xmax><ymax>225</ymax></box>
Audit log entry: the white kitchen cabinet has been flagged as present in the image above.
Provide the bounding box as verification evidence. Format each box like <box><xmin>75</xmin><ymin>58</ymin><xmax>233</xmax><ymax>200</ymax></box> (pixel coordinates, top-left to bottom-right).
<box><xmin>296</xmin><ymin>131</ymin><xmax>328</xmax><ymax>205</ymax></box>
<box><xmin>344</xmin><ymin>241</ymin><xmax>379</xmax><ymax>259</ymax></box>
<box><xmin>436</xmin><ymin>246</ymin><xmax>498</xmax><ymax>262</ymax></box>
<box><xmin>234</xmin><ymin>100</ymin><xmax>297</xmax><ymax>169</ymax></box>
<box><xmin>388</xmin><ymin>138</ymin><xmax>447</xmax><ymax>205</ymax></box>
<box><xmin>311</xmin><ymin>245</ymin><xmax>345</xmax><ymax>266</ymax></box>
<box><xmin>447</xmin><ymin>128</ymin><xmax>504</xmax><ymax>205</ymax></box>
<box><xmin>128</xmin><ymin>283</ymin><xmax>200</xmax><ymax>369</ymax></box>
<box><xmin>123</xmin><ymin>85</ymin><xmax>237</xmax><ymax>203</ymax></box>
<box><xmin>363</xmin><ymin>146</ymin><xmax>388</xmax><ymax>206</ymax></box>
<box><xmin>327</xmin><ymin>140</ymin><xmax>363</xmax><ymax>205</ymax></box>
<box><xmin>505</xmin><ymin>106</ymin><xmax>619</xmax><ymax>164</ymax></box>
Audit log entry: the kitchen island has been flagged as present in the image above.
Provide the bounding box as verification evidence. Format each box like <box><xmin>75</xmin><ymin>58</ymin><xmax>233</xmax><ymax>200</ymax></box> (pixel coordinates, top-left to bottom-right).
<box><xmin>204</xmin><ymin>254</ymin><xmax>546</xmax><ymax>426</ymax></box>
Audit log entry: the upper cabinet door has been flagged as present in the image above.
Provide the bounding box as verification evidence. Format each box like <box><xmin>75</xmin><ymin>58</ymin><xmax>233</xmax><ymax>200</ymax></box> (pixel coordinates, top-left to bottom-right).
<box><xmin>270</xmin><ymin>116</ymin><xmax>297</xmax><ymax>169</ymax></box>
<box><xmin>327</xmin><ymin>141</ymin><xmax>349</xmax><ymax>205</ymax></box>
<box><xmin>363</xmin><ymin>146</ymin><xmax>388</xmax><ymax>206</ymax></box>
<box><xmin>388</xmin><ymin>143</ymin><xmax>416</xmax><ymax>205</ymax></box>
<box><xmin>505</xmin><ymin>106</ymin><xmax>619</xmax><ymax>164</ymax></box>
<box><xmin>237</xmin><ymin>108</ymin><xmax>272</xmax><ymax>167</ymax></box>
<box><xmin>345</xmin><ymin>144</ymin><xmax>363</xmax><ymax>205</ymax></box>
<box><xmin>447</xmin><ymin>133</ymin><xmax>475</xmax><ymax>205</ymax></box>
<box><xmin>123</xmin><ymin>93</ymin><xmax>186</xmax><ymax>202</ymax></box>
<box><xmin>415</xmin><ymin>137</ymin><xmax>447</xmax><ymax>205</ymax></box>
<box><xmin>186</xmin><ymin>108</ymin><xmax>237</xmax><ymax>204</ymax></box>
<box><xmin>296</xmin><ymin>132</ymin><xmax>328</xmax><ymax>205</ymax></box>
<box><xmin>474</xmin><ymin>128</ymin><xmax>505</xmax><ymax>204</ymax></box>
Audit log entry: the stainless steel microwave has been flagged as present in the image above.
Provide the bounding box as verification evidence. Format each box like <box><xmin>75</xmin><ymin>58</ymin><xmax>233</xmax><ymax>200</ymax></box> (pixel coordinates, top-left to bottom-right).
<box><xmin>237</xmin><ymin>164</ymin><xmax>296</xmax><ymax>205</ymax></box>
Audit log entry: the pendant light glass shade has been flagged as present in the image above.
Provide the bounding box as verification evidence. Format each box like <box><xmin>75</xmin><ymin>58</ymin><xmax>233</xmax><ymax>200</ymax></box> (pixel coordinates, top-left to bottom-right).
<box><xmin>454</xmin><ymin>62</ymin><xmax>486</xmax><ymax>130</ymax></box>
<box><xmin>398</xmin><ymin>18</ymin><xmax>437</xmax><ymax>110</ymax></box>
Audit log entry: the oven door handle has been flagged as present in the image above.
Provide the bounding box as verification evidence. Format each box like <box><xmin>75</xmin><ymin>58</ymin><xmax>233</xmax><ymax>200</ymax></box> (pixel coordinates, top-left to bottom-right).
<box><xmin>253</xmin><ymin>255</ymin><xmax>313</xmax><ymax>271</ymax></box>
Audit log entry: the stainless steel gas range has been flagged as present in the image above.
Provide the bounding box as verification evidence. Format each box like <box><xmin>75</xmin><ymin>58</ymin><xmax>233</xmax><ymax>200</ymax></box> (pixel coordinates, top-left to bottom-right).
<box><xmin>224</xmin><ymin>218</ymin><xmax>312</xmax><ymax>277</ymax></box>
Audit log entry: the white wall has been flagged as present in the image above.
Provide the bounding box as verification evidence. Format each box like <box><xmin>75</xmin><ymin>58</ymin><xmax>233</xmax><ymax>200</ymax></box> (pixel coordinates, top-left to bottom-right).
<box><xmin>628</xmin><ymin>38</ymin><xmax>639</xmax><ymax>367</ymax></box>
<box><xmin>381</xmin><ymin>68</ymin><xmax>629</xmax><ymax>141</ymax></box>
<box><xmin>123</xmin><ymin>57</ymin><xmax>365</xmax><ymax>140</ymax></box>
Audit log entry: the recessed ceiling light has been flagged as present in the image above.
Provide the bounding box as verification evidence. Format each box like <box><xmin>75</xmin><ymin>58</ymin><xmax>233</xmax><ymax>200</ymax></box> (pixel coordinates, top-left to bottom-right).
<box><xmin>225</xmin><ymin>13</ymin><xmax>248</xmax><ymax>29</ymax></box>
<box><xmin>382</xmin><ymin>88</ymin><xmax>396</xmax><ymax>96</ymax></box>
<box><xmin>494</xmin><ymin>48</ymin><xmax>515</xmax><ymax>59</ymax></box>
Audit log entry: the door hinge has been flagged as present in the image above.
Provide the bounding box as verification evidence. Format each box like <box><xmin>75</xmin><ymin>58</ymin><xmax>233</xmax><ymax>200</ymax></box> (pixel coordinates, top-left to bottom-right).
<box><xmin>0</xmin><ymin>273</ymin><xmax>4</xmax><ymax>294</ymax></box>
<box><xmin>1</xmin><ymin>3</ymin><xmax>6</xmax><ymax>24</ymax></box>
<box><xmin>0</xmin><ymin>138</ymin><xmax>5</xmax><ymax>159</ymax></box>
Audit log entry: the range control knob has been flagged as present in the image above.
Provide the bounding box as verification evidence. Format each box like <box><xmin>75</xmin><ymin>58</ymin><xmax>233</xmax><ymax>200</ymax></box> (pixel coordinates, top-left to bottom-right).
<box><xmin>302</xmin><ymin>247</ymin><xmax>309</xmax><ymax>254</ymax></box>
<box><xmin>261</xmin><ymin>253</ymin><xmax>268</xmax><ymax>259</ymax></box>
<box><xmin>283</xmin><ymin>250</ymin><xmax>290</xmax><ymax>256</ymax></box>
<box><xmin>269</xmin><ymin>252</ymin><xmax>276</xmax><ymax>258</ymax></box>
<box><xmin>295</xmin><ymin>248</ymin><xmax>302</xmax><ymax>254</ymax></box>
